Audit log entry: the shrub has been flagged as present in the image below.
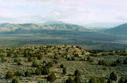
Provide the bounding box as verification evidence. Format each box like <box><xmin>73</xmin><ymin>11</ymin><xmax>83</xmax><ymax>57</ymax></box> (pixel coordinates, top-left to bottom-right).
<box><xmin>88</xmin><ymin>77</ymin><xmax>97</xmax><ymax>83</ymax></box>
<box><xmin>27</xmin><ymin>57</ymin><xmax>34</xmax><ymax>62</ymax></box>
<box><xmin>37</xmin><ymin>55</ymin><xmax>43</xmax><ymax>60</ymax></box>
<box><xmin>35</xmin><ymin>68</ymin><xmax>41</xmax><ymax>75</ymax></box>
<box><xmin>87</xmin><ymin>56</ymin><xmax>93</xmax><ymax>62</ymax></box>
<box><xmin>12</xmin><ymin>77</ymin><xmax>20</xmax><ymax>83</ymax></box>
<box><xmin>107</xmin><ymin>79</ymin><xmax>113</xmax><ymax>83</ymax></box>
<box><xmin>47</xmin><ymin>72</ymin><xmax>56</xmax><ymax>83</ymax></box>
<box><xmin>1</xmin><ymin>56</ymin><xmax>7</xmax><ymax>63</ymax></box>
<box><xmin>6</xmin><ymin>71</ymin><xmax>14</xmax><ymax>79</ymax></box>
<box><xmin>53</xmin><ymin>60</ymin><xmax>58</xmax><ymax>64</ymax></box>
<box><xmin>123</xmin><ymin>58</ymin><xmax>127</xmax><ymax>64</ymax></box>
<box><xmin>41</xmin><ymin>67</ymin><xmax>50</xmax><ymax>75</ymax></box>
<box><xmin>25</xmin><ymin>70</ymin><xmax>31</xmax><ymax>77</ymax></box>
<box><xmin>63</xmin><ymin>67</ymin><xmax>67</xmax><ymax>75</ymax></box>
<box><xmin>74</xmin><ymin>76</ymin><xmax>81</xmax><ymax>83</ymax></box>
<box><xmin>60</xmin><ymin>64</ymin><xmax>64</xmax><ymax>68</ymax></box>
<box><xmin>66</xmin><ymin>77</ymin><xmax>75</xmax><ymax>83</ymax></box>
<box><xmin>14</xmin><ymin>58</ymin><xmax>22</xmax><ymax>65</ymax></box>
<box><xmin>7</xmin><ymin>52</ymin><xmax>12</xmax><ymax>57</ymax></box>
<box><xmin>14</xmin><ymin>71</ymin><xmax>22</xmax><ymax>76</ymax></box>
<box><xmin>99</xmin><ymin>77</ymin><xmax>106</xmax><ymax>83</ymax></box>
<box><xmin>98</xmin><ymin>60</ymin><xmax>107</xmax><ymax>66</ymax></box>
<box><xmin>32</xmin><ymin>60</ymin><xmax>39</xmax><ymax>67</ymax></box>
<box><xmin>110</xmin><ymin>72</ymin><xmax>117</xmax><ymax>81</ymax></box>
<box><xmin>124</xmin><ymin>79</ymin><xmax>127</xmax><ymax>83</ymax></box>
<box><xmin>74</xmin><ymin>69</ymin><xmax>81</xmax><ymax>77</ymax></box>
<box><xmin>119</xmin><ymin>77</ymin><xmax>125</xmax><ymax>83</ymax></box>
<box><xmin>46</xmin><ymin>62</ymin><xmax>53</xmax><ymax>68</ymax></box>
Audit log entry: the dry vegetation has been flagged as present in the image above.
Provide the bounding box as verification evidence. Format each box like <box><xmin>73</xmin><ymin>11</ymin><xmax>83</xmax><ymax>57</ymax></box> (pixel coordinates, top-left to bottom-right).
<box><xmin>0</xmin><ymin>45</ymin><xmax>127</xmax><ymax>83</ymax></box>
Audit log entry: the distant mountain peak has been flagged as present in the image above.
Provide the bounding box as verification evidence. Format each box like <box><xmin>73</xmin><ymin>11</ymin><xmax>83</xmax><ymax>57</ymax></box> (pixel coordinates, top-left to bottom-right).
<box><xmin>105</xmin><ymin>23</ymin><xmax>127</xmax><ymax>35</ymax></box>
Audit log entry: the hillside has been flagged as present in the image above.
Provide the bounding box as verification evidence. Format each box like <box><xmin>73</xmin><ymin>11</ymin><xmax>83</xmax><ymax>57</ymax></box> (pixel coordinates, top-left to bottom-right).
<box><xmin>0</xmin><ymin>23</ymin><xmax>91</xmax><ymax>33</ymax></box>
<box><xmin>0</xmin><ymin>45</ymin><xmax>127</xmax><ymax>83</ymax></box>
<box><xmin>105</xmin><ymin>23</ymin><xmax>127</xmax><ymax>35</ymax></box>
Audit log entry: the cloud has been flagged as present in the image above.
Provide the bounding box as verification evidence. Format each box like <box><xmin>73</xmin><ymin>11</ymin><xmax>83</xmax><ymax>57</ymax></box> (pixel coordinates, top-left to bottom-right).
<box><xmin>0</xmin><ymin>0</ymin><xmax>127</xmax><ymax>24</ymax></box>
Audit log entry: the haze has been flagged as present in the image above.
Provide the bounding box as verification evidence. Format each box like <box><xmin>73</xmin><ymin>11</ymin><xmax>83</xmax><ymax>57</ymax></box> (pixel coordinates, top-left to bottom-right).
<box><xmin>0</xmin><ymin>0</ymin><xmax>127</xmax><ymax>25</ymax></box>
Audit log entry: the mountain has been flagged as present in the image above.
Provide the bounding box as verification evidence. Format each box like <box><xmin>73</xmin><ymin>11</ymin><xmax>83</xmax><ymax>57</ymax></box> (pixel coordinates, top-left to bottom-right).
<box><xmin>105</xmin><ymin>23</ymin><xmax>127</xmax><ymax>35</ymax></box>
<box><xmin>0</xmin><ymin>23</ymin><xmax>91</xmax><ymax>33</ymax></box>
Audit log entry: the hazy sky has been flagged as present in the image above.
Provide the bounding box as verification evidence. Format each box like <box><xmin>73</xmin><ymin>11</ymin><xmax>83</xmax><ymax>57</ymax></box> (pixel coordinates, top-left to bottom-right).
<box><xmin>0</xmin><ymin>0</ymin><xmax>127</xmax><ymax>24</ymax></box>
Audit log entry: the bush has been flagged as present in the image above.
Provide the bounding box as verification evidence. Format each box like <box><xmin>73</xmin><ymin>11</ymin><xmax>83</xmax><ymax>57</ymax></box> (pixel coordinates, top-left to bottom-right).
<box><xmin>98</xmin><ymin>60</ymin><xmax>107</xmax><ymax>66</ymax></box>
<box><xmin>35</xmin><ymin>68</ymin><xmax>41</xmax><ymax>75</ymax></box>
<box><xmin>12</xmin><ymin>77</ymin><xmax>20</xmax><ymax>83</ymax></box>
<box><xmin>60</xmin><ymin>64</ymin><xmax>64</xmax><ymax>68</ymax></box>
<box><xmin>111</xmin><ymin>61</ymin><xmax>117</xmax><ymax>67</ymax></box>
<box><xmin>63</xmin><ymin>67</ymin><xmax>67</xmax><ymax>75</ymax></box>
<box><xmin>66</xmin><ymin>77</ymin><xmax>75</xmax><ymax>83</ymax></box>
<box><xmin>107</xmin><ymin>79</ymin><xmax>113</xmax><ymax>83</ymax></box>
<box><xmin>41</xmin><ymin>67</ymin><xmax>50</xmax><ymax>75</ymax></box>
<box><xmin>6</xmin><ymin>71</ymin><xmax>14</xmax><ymax>79</ymax></box>
<box><xmin>74</xmin><ymin>76</ymin><xmax>81</xmax><ymax>83</ymax></box>
<box><xmin>124</xmin><ymin>79</ymin><xmax>127</xmax><ymax>83</ymax></box>
<box><xmin>99</xmin><ymin>77</ymin><xmax>106</xmax><ymax>83</ymax></box>
<box><xmin>14</xmin><ymin>71</ymin><xmax>22</xmax><ymax>76</ymax></box>
<box><xmin>109</xmin><ymin>72</ymin><xmax>117</xmax><ymax>81</ymax></box>
<box><xmin>25</xmin><ymin>70</ymin><xmax>31</xmax><ymax>77</ymax></box>
<box><xmin>37</xmin><ymin>55</ymin><xmax>43</xmax><ymax>60</ymax></box>
<box><xmin>1</xmin><ymin>56</ymin><xmax>7</xmax><ymax>63</ymax></box>
<box><xmin>27</xmin><ymin>57</ymin><xmax>34</xmax><ymax>62</ymax></box>
<box><xmin>14</xmin><ymin>58</ymin><xmax>22</xmax><ymax>65</ymax></box>
<box><xmin>74</xmin><ymin>69</ymin><xmax>81</xmax><ymax>77</ymax></box>
<box><xmin>87</xmin><ymin>56</ymin><xmax>93</xmax><ymax>62</ymax></box>
<box><xmin>88</xmin><ymin>77</ymin><xmax>97</xmax><ymax>83</ymax></box>
<box><xmin>7</xmin><ymin>52</ymin><xmax>12</xmax><ymax>57</ymax></box>
<box><xmin>46</xmin><ymin>62</ymin><xmax>53</xmax><ymax>68</ymax></box>
<box><xmin>32</xmin><ymin>60</ymin><xmax>39</xmax><ymax>67</ymax></box>
<box><xmin>47</xmin><ymin>72</ymin><xmax>56</xmax><ymax>83</ymax></box>
<box><xmin>123</xmin><ymin>58</ymin><xmax>127</xmax><ymax>64</ymax></box>
<box><xmin>119</xmin><ymin>77</ymin><xmax>125</xmax><ymax>83</ymax></box>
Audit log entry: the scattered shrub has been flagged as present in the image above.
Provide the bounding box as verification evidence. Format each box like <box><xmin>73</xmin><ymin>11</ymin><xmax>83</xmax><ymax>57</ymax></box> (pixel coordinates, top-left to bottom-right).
<box><xmin>109</xmin><ymin>72</ymin><xmax>117</xmax><ymax>81</ymax></box>
<box><xmin>12</xmin><ymin>77</ymin><xmax>20</xmax><ymax>83</ymax></box>
<box><xmin>35</xmin><ymin>68</ymin><xmax>41</xmax><ymax>75</ymax></box>
<box><xmin>41</xmin><ymin>67</ymin><xmax>50</xmax><ymax>75</ymax></box>
<box><xmin>98</xmin><ymin>60</ymin><xmax>107</xmax><ymax>66</ymax></box>
<box><xmin>88</xmin><ymin>77</ymin><xmax>97</xmax><ymax>83</ymax></box>
<box><xmin>66</xmin><ymin>77</ymin><xmax>75</xmax><ymax>83</ymax></box>
<box><xmin>47</xmin><ymin>72</ymin><xmax>56</xmax><ymax>83</ymax></box>
<box><xmin>107</xmin><ymin>79</ymin><xmax>113</xmax><ymax>83</ymax></box>
<box><xmin>74</xmin><ymin>76</ymin><xmax>81</xmax><ymax>83</ymax></box>
<box><xmin>25</xmin><ymin>70</ymin><xmax>31</xmax><ymax>77</ymax></box>
<box><xmin>6</xmin><ymin>71</ymin><xmax>14</xmax><ymax>79</ymax></box>
<box><xmin>14</xmin><ymin>71</ymin><xmax>22</xmax><ymax>76</ymax></box>
<box><xmin>32</xmin><ymin>60</ymin><xmax>39</xmax><ymax>67</ymax></box>
<box><xmin>74</xmin><ymin>69</ymin><xmax>81</xmax><ymax>77</ymax></box>
<box><xmin>63</xmin><ymin>67</ymin><xmax>67</xmax><ymax>75</ymax></box>
<box><xmin>99</xmin><ymin>77</ymin><xmax>106</xmax><ymax>83</ymax></box>
<box><xmin>60</xmin><ymin>64</ymin><xmax>64</xmax><ymax>68</ymax></box>
<box><xmin>1</xmin><ymin>56</ymin><xmax>7</xmax><ymax>63</ymax></box>
<box><xmin>119</xmin><ymin>77</ymin><xmax>125</xmax><ymax>83</ymax></box>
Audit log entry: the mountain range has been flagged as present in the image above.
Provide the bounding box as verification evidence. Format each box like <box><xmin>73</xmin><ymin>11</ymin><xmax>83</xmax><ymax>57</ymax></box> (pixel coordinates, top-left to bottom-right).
<box><xmin>105</xmin><ymin>23</ymin><xmax>127</xmax><ymax>35</ymax></box>
<box><xmin>0</xmin><ymin>22</ymin><xmax>127</xmax><ymax>49</ymax></box>
<box><xmin>0</xmin><ymin>23</ymin><xmax>91</xmax><ymax>33</ymax></box>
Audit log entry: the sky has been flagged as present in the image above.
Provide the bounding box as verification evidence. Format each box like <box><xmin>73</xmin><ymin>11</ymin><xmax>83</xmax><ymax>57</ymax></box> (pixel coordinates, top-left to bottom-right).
<box><xmin>0</xmin><ymin>0</ymin><xmax>127</xmax><ymax>25</ymax></box>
